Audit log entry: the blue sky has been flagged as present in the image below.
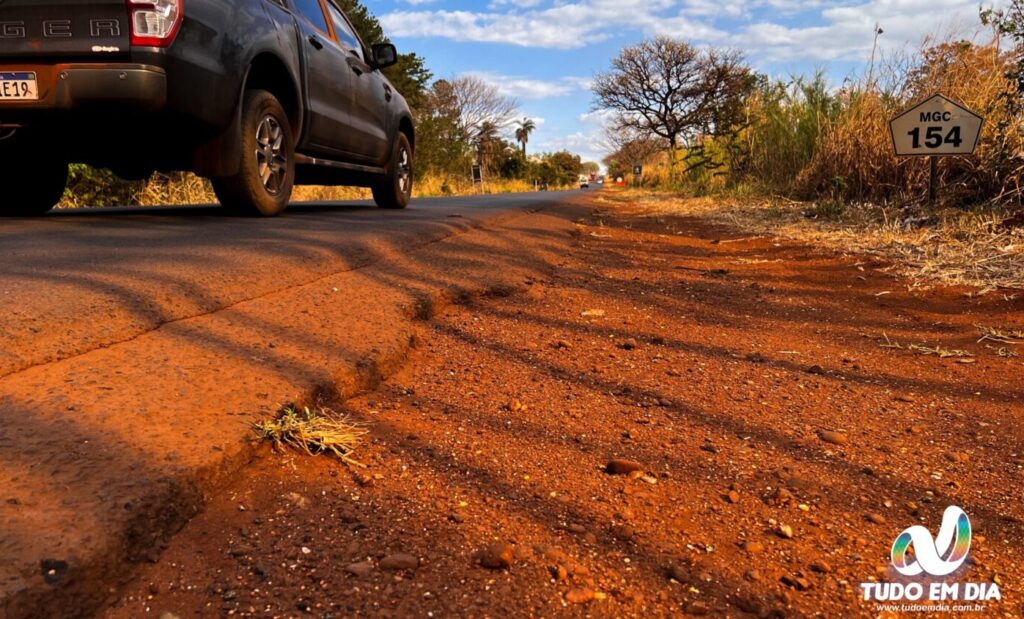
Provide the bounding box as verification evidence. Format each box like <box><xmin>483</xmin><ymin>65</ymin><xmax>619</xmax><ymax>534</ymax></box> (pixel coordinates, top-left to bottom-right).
<box><xmin>366</xmin><ymin>0</ymin><xmax>1005</xmax><ymax>164</ymax></box>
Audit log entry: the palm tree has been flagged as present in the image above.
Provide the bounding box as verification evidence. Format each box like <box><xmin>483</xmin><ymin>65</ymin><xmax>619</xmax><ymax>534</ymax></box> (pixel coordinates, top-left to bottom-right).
<box><xmin>474</xmin><ymin>121</ymin><xmax>501</xmax><ymax>168</ymax></box>
<box><xmin>514</xmin><ymin>118</ymin><xmax>536</xmax><ymax>157</ymax></box>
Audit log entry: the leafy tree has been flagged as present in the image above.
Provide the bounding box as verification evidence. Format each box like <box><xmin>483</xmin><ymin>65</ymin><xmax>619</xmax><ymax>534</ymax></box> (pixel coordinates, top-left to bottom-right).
<box><xmin>982</xmin><ymin>1</ymin><xmax>1023</xmax><ymax>112</ymax></box>
<box><xmin>334</xmin><ymin>0</ymin><xmax>432</xmax><ymax>109</ymax></box>
<box><xmin>535</xmin><ymin>151</ymin><xmax>582</xmax><ymax>186</ymax></box>
<box><xmin>497</xmin><ymin>149</ymin><xmax>528</xmax><ymax>179</ymax></box>
<box><xmin>415</xmin><ymin>80</ymin><xmax>472</xmax><ymax>179</ymax></box>
<box><xmin>581</xmin><ymin>161</ymin><xmax>600</xmax><ymax>175</ymax></box>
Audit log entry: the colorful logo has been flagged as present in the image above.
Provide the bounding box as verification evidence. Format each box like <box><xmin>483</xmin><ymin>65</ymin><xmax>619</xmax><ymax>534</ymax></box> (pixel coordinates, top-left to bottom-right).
<box><xmin>891</xmin><ymin>506</ymin><xmax>972</xmax><ymax>577</ymax></box>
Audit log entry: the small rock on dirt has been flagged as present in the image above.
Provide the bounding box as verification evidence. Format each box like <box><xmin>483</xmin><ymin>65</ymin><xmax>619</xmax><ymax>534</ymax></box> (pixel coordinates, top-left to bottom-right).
<box><xmin>566</xmin><ymin>588</ymin><xmax>596</xmax><ymax>604</ymax></box>
<box><xmin>581</xmin><ymin>309</ymin><xmax>606</xmax><ymax>318</ymax></box>
<box><xmin>479</xmin><ymin>543</ymin><xmax>514</xmax><ymax>569</ymax></box>
<box><xmin>284</xmin><ymin>492</ymin><xmax>309</xmax><ymax>509</ymax></box>
<box><xmin>781</xmin><ymin>574</ymin><xmax>812</xmax><ymax>591</ymax></box>
<box><xmin>345</xmin><ymin>561</ymin><xmax>375</xmax><ymax>577</ymax></box>
<box><xmin>619</xmin><ymin>338</ymin><xmax>639</xmax><ymax>350</ymax></box>
<box><xmin>667</xmin><ymin>565</ymin><xmax>688</xmax><ymax>582</ymax></box>
<box><xmin>777</xmin><ymin>524</ymin><xmax>795</xmax><ymax>539</ymax></box>
<box><xmin>866</xmin><ymin>513</ymin><xmax>886</xmax><ymax>525</ymax></box>
<box><xmin>810</xmin><ymin>560</ymin><xmax>832</xmax><ymax>574</ymax></box>
<box><xmin>817</xmin><ymin>430</ymin><xmax>848</xmax><ymax>445</ymax></box>
<box><xmin>605</xmin><ymin>459</ymin><xmax>645</xmax><ymax>475</ymax></box>
<box><xmin>378</xmin><ymin>553</ymin><xmax>419</xmax><ymax>571</ymax></box>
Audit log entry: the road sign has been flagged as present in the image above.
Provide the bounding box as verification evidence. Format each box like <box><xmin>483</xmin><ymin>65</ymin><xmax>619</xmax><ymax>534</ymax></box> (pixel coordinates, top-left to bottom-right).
<box><xmin>889</xmin><ymin>94</ymin><xmax>983</xmax><ymax>157</ymax></box>
<box><xmin>632</xmin><ymin>165</ymin><xmax>643</xmax><ymax>175</ymax></box>
<box><xmin>889</xmin><ymin>94</ymin><xmax>983</xmax><ymax>206</ymax></box>
<box><xmin>471</xmin><ymin>165</ymin><xmax>482</xmax><ymax>184</ymax></box>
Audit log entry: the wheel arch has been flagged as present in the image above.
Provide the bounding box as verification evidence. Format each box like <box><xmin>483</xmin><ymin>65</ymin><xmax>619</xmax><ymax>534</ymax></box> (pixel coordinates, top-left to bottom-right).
<box><xmin>193</xmin><ymin>51</ymin><xmax>303</xmax><ymax>178</ymax></box>
<box><xmin>243</xmin><ymin>52</ymin><xmax>304</xmax><ymax>139</ymax></box>
<box><xmin>397</xmin><ymin>115</ymin><xmax>415</xmax><ymax>153</ymax></box>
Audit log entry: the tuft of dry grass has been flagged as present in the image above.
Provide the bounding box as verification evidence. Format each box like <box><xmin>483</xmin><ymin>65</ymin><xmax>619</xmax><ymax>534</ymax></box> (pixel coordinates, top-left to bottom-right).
<box><xmin>134</xmin><ymin>172</ymin><xmax>217</xmax><ymax>205</ymax></box>
<box><xmin>879</xmin><ymin>333</ymin><xmax>973</xmax><ymax>358</ymax></box>
<box><xmin>977</xmin><ymin>324</ymin><xmax>1024</xmax><ymax>344</ymax></box>
<box><xmin>254</xmin><ymin>406</ymin><xmax>367</xmax><ymax>465</ymax></box>
<box><xmin>599</xmin><ymin>190</ymin><xmax>1024</xmax><ymax>293</ymax></box>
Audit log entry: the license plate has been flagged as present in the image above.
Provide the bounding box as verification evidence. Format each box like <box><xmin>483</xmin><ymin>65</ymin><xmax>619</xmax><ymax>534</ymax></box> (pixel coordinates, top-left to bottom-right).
<box><xmin>0</xmin><ymin>72</ymin><xmax>39</xmax><ymax>101</ymax></box>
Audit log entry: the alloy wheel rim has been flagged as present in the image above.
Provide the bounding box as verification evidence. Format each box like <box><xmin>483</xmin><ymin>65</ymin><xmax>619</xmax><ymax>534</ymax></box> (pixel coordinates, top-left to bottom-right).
<box><xmin>256</xmin><ymin>115</ymin><xmax>287</xmax><ymax>196</ymax></box>
<box><xmin>397</xmin><ymin>145</ymin><xmax>411</xmax><ymax>196</ymax></box>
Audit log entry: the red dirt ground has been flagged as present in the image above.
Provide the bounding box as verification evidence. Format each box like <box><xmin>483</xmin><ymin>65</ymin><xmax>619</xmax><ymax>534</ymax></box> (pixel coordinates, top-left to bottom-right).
<box><xmin>102</xmin><ymin>199</ymin><xmax>1024</xmax><ymax>618</ymax></box>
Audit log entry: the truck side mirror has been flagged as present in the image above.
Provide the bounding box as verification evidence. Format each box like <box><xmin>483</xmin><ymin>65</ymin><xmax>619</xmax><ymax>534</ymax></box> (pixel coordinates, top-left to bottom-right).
<box><xmin>371</xmin><ymin>44</ymin><xmax>398</xmax><ymax>70</ymax></box>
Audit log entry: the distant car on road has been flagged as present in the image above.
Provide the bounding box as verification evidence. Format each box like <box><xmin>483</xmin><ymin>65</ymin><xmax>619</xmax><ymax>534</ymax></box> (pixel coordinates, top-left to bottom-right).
<box><xmin>0</xmin><ymin>0</ymin><xmax>415</xmax><ymax>216</ymax></box>
<box><xmin>579</xmin><ymin>176</ymin><xmax>590</xmax><ymax>189</ymax></box>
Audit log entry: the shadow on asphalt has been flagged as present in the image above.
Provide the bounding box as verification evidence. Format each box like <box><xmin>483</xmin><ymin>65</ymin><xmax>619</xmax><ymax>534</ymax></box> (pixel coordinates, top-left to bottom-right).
<box><xmin>42</xmin><ymin>202</ymin><xmax>378</xmax><ymax>218</ymax></box>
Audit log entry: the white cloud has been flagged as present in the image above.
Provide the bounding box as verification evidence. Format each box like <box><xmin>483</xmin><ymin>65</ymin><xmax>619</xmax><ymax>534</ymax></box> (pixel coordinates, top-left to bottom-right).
<box><xmin>536</xmin><ymin>130</ymin><xmax>607</xmax><ymax>165</ymax></box>
<box><xmin>382</xmin><ymin>0</ymin><xmax>1006</xmax><ymax>62</ymax></box>
<box><xmin>462</xmin><ymin>71</ymin><xmax>590</xmax><ymax>99</ymax></box>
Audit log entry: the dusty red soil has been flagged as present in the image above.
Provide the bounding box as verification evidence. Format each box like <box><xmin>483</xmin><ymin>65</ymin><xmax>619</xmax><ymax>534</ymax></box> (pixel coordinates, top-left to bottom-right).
<box><xmin>102</xmin><ymin>199</ymin><xmax>1024</xmax><ymax>618</ymax></box>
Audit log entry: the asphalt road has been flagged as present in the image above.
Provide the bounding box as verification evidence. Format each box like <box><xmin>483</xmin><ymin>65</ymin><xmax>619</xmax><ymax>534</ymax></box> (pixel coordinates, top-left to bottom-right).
<box><xmin>0</xmin><ymin>191</ymin><xmax>584</xmax><ymax>618</ymax></box>
<box><xmin>0</xmin><ymin>192</ymin><xmax>578</xmax><ymax>379</ymax></box>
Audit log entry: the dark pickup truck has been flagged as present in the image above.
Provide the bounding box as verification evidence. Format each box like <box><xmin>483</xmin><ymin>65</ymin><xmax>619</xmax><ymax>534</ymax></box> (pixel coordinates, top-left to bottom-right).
<box><xmin>0</xmin><ymin>0</ymin><xmax>416</xmax><ymax>216</ymax></box>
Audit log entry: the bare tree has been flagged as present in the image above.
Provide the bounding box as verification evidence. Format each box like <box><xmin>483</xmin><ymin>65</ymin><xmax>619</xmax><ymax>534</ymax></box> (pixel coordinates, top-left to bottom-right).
<box><xmin>600</xmin><ymin>125</ymin><xmax>665</xmax><ymax>179</ymax></box>
<box><xmin>448</xmin><ymin>75</ymin><xmax>519</xmax><ymax>142</ymax></box>
<box><xmin>592</xmin><ymin>37</ymin><xmax>756</xmax><ymax>176</ymax></box>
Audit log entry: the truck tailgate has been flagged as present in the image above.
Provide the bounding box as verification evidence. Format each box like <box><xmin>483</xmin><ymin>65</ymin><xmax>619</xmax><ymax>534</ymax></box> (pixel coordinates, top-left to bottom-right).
<box><xmin>0</xmin><ymin>0</ymin><xmax>130</xmax><ymax>58</ymax></box>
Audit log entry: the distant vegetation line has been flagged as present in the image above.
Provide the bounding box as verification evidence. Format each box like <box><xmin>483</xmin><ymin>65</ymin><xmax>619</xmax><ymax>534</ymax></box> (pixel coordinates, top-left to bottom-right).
<box><xmin>599</xmin><ymin>4</ymin><xmax>1024</xmax><ymax>210</ymax></box>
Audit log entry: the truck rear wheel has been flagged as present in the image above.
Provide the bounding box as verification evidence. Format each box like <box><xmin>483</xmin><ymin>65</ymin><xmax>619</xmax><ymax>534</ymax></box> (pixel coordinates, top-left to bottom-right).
<box><xmin>212</xmin><ymin>90</ymin><xmax>295</xmax><ymax>217</ymax></box>
<box><xmin>372</xmin><ymin>132</ymin><xmax>413</xmax><ymax>210</ymax></box>
<box><xmin>1</xmin><ymin>148</ymin><xmax>67</xmax><ymax>216</ymax></box>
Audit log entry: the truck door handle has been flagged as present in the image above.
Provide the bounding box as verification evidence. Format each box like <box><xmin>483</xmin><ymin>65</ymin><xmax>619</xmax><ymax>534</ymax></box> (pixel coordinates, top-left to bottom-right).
<box><xmin>346</xmin><ymin>57</ymin><xmax>364</xmax><ymax>76</ymax></box>
<box><xmin>384</xmin><ymin>85</ymin><xmax>393</xmax><ymax>102</ymax></box>
<box><xmin>308</xmin><ymin>35</ymin><xmax>324</xmax><ymax>50</ymax></box>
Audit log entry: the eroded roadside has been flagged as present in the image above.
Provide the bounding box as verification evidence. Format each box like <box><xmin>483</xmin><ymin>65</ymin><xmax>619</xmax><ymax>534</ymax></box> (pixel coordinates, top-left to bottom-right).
<box><xmin>0</xmin><ymin>198</ymin><xmax>577</xmax><ymax>619</ymax></box>
<box><xmin>103</xmin><ymin>200</ymin><xmax>1024</xmax><ymax>618</ymax></box>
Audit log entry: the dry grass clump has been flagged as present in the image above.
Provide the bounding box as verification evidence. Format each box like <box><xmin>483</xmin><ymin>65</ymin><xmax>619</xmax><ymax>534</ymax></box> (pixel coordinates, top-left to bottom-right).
<box><xmin>624</xmin><ymin>28</ymin><xmax>1023</xmax><ymax>209</ymax></box>
<box><xmin>415</xmin><ymin>175</ymin><xmax>561</xmax><ymax>197</ymax></box>
<box><xmin>796</xmin><ymin>35</ymin><xmax>1024</xmax><ymax>206</ymax></box>
<box><xmin>880</xmin><ymin>333</ymin><xmax>974</xmax><ymax>358</ymax></box>
<box><xmin>58</xmin><ymin>170</ymin><xmax>551</xmax><ymax>209</ymax></box>
<box><xmin>977</xmin><ymin>324</ymin><xmax>1024</xmax><ymax>344</ymax></box>
<box><xmin>255</xmin><ymin>406</ymin><xmax>366</xmax><ymax>465</ymax></box>
<box><xmin>135</xmin><ymin>172</ymin><xmax>217</xmax><ymax>205</ymax></box>
<box><xmin>600</xmin><ymin>190</ymin><xmax>1024</xmax><ymax>293</ymax></box>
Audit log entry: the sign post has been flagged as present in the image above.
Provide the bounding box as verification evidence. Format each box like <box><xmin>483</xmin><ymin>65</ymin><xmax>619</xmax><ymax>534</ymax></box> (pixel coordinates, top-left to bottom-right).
<box><xmin>889</xmin><ymin>94</ymin><xmax>983</xmax><ymax>206</ymax></box>
<box><xmin>471</xmin><ymin>164</ymin><xmax>483</xmax><ymax>193</ymax></box>
<box><xmin>632</xmin><ymin>164</ymin><xmax>643</xmax><ymax>189</ymax></box>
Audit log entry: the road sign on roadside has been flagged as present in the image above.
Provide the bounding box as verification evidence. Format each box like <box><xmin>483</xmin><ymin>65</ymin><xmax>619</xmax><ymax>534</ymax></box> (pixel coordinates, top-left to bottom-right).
<box><xmin>889</xmin><ymin>94</ymin><xmax>983</xmax><ymax>157</ymax></box>
<box><xmin>471</xmin><ymin>165</ymin><xmax>483</xmax><ymax>184</ymax></box>
<box><xmin>889</xmin><ymin>94</ymin><xmax>983</xmax><ymax>205</ymax></box>
<box><xmin>632</xmin><ymin>164</ymin><xmax>643</xmax><ymax>176</ymax></box>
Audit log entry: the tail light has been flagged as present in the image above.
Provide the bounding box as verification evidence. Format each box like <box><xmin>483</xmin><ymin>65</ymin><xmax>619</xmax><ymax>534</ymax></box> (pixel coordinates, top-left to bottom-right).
<box><xmin>127</xmin><ymin>0</ymin><xmax>183</xmax><ymax>47</ymax></box>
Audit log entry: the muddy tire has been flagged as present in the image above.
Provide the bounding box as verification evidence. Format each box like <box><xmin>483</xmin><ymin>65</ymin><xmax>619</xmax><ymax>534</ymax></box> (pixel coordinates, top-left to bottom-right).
<box><xmin>1</xmin><ymin>149</ymin><xmax>67</xmax><ymax>216</ymax></box>
<box><xmin>372</xmin><ymin>132</ymin><xmax>413</xmax><ymax>210</ymax></box>
<box><xmin>212</xmin><ymin>90</ymin><xmax>295</xmax><ymax>217</ymax></box>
